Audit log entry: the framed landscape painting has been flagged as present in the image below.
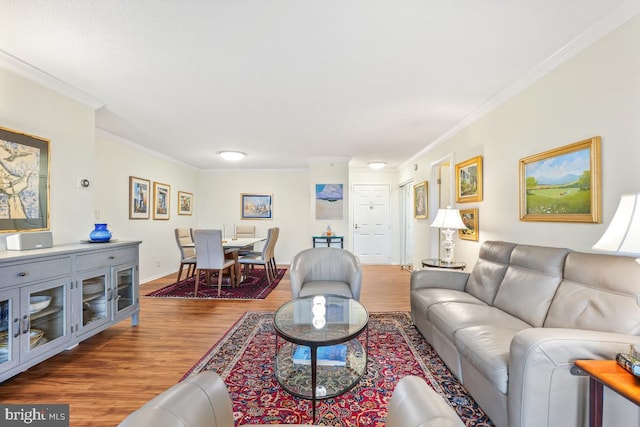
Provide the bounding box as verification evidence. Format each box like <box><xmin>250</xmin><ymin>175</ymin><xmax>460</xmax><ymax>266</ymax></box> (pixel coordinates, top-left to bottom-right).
<box><xmin>315</xmin><ymin>183</ymin><xmax>343</xmax><ymax>220</ymax></box>
<box><xmin>241</xmin><ymin>193</ymin><xmax>272</xmax><ymax>219</ymax></box>
<box><xmin>129</xmin><ymin>176</ymin><xmax>150</xmax><ymax>219</ymax></box>
<box><xmin>413</xmin><ymin>181</ymin><xmax>428</xmax><ymax>219</ymax></box>
<box><xmin>455</xmin><ymin>156</ymin><xmax>483</xmax><ymax>203</ymax></box>
<box><xmin>458</xmin><ymin>208</ymin><xmax>479</xmax><ymax>241</ymax></box>
<box><xmin>0</xmin><ymin>126</ymin><xmax>50</xmax><ymax>231</ymax></box>
<box><xmin>519</xmin><ymin>136</ymin><xmax>601</xmax><ymax>223</ymax></box>
<box><xmin>153</xmin><ymin>182</ymin><xmax>170</xmax><ymax>220</ymax></box>
<box><xmin>178</xmin><ymin>191</ymin><xmax>193</xmax><ymax>215</ymax></box>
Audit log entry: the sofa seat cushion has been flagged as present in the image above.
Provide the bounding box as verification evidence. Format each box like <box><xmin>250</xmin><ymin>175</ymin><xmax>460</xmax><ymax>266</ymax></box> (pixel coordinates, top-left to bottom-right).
<box><xmin>429</xmin><ymin>302</ymin><xmax>531</xmax><ymax>343</ymax></box>
<box><xmin>411</xmin><ymin>288</ymin><xmax>487</xmax><ymax>320</ymax></box>
<box><xmin>298</xmin><ymin>281</ymin><xmax>354</xmax><ymax>298</ymax></box>
<box><xmin>455</xmin><ymin>325</ymin><xmax>526</xmax><ymax>394</ymax></box>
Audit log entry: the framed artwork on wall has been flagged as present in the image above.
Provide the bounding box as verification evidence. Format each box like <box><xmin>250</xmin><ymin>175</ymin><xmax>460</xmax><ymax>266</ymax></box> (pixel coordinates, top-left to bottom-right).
<box><xmin>0</xmin><ymin>126</ymin><xmax>50</xmax><ymax>232</ymax></box>
<box><xmin>455</xmin><ymin>156</ymin><xmax>483</xmax><ymax>203</ymax></box>
<box><xmin>153</xmin><ymin>182</ymin><xmax>170</xmax><ymax>220</ymax></box>
<box><xmin>413</xmin><ymin>181</ymin><xmax>428</xmax><ymax>219</ymax></box>
<box><xmin>129</xmin><ymin>176</ymin><xmax>150</xmax><ymax>219</ymax></box>
<box><xmin>178</xmin><ymin>191</ymin><xmax>193</xmax><ymax>215</ymax></box>
<box><xmin>315</xmin><ymin>183</ymin><xmax>344</xmax><ymax>220</ymax></box>
<box><xmin>241</xmin><ymin>193</ymin><xmax>273</xmax><ymax>220</ymax></box>
<box><xmin>458</xmin><ymin>208</ymin><xmax>479</xmax><ymax>241</ymax></box>
<box><xmin>519</xmin><ymin>136</ymin><xmax>601</xmax><ymax>223</ymax></box>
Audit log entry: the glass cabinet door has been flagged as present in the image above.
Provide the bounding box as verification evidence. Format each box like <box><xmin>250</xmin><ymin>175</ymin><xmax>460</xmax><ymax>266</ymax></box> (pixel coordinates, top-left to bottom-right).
<box><xmin>23</xmin><ymin>279</ymin><xmax>71</xmax><ymax>361</ymax></box>
<box><xmin>114</xmin><ymin>265</ymin><xmax>135</xmax><ymax>316</ymax></box>
<box><xmin>0</xmin><ymin>290</ymin><xmax>19</xmax><ymax>373</ymax></box>
<box><xmin>77</xmin><ymin>270</ymin><xmax>110</xmax><ymax>336</ymax></box>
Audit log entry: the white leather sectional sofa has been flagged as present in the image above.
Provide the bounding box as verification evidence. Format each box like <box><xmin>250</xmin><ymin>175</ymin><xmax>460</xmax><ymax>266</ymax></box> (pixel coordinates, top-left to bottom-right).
<box><xmin>410</xmin><ymin>241</ymin><xmax>640</xmax><ymax>427</ymax></box>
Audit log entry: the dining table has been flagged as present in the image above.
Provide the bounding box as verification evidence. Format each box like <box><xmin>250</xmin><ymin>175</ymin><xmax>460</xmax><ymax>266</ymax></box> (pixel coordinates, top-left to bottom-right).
<box><xmin>186</xmin><ymin>236</ymin><xmax>266</xmax><ymax>285</ymax></box>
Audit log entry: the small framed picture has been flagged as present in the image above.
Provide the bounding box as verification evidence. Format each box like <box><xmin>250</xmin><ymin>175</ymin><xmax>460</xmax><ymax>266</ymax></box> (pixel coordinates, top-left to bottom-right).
<box><xmin>153</xmin><ymin>182</ymin><xmax>170</xmax><ymax>220</ymax></box>
<box><xmin>458</xmin><ymin>208</ymin><xmax>479</xmax><ymax>241</ymax></box>
<box><xmin>241</xmin><ymin>194</ymin><xmax>273</xmax><ymax>220</ymax></box>
<box><xmin>129</xmin><ymin>176</ymin><xmax>150</xmax><ymax>219</ymax></box>
<box><xmin>413</xmin><ymin>181</ymin><xmax>428</xmax><ymax>219</ymax></box>
<box><xmin>456</xmin><ymin>156</ymin><xmax>483</xmax><ymax>203</ymax></box>
<box><xmin>178</xmin><ymin>191</ymin><xmax>193</xmax><ymax>216</ymax></box>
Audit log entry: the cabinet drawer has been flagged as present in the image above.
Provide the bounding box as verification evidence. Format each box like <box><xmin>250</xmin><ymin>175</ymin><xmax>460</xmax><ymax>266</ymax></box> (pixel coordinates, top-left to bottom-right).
<box><xmin>75</xmin><ymin>247</ymin><xmax>138</xmax><ymax>271</ymax></box>
<box><xmin>0</xmin><ymin>257</ymin><xmax>72</xmax><ymax>286</ymax></box>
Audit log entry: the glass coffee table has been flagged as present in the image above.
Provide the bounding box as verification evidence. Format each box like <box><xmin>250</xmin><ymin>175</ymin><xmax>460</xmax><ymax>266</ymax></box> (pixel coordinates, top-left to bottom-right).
<box><xmin>273</xmin><ymin>295</ymin><xmax>369</xmax><ymax>421</ymax></box>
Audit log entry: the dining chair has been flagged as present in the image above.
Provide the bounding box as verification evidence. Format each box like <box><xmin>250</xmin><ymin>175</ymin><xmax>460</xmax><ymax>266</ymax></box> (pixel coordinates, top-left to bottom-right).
<box><xmin>238</xmin><ymin>228</ymin><xmax>277</xmax><ymax>284</ymax></box>
<box><xmin>174</xmin><ymin>228</ymin><xmax>196</xmax><ymax>284</ymax></box>
<box><xmin>193</xmin><ymin>229</ymin><xmax>236</xmax><ymax>296</ymax></box>
<box><xmin>235</xmin><ymin>225</ymin><xmax>256</xmax><ymax>256</ymax></box>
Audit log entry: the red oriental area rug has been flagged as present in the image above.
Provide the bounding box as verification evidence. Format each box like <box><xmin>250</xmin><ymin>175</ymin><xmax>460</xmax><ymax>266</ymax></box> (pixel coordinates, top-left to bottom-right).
<box><xmin>182</xmin><ymin>311</ymin><xmax>494</xmax><ymax>426</ymax></box>
<box><xmin>144</xmin><ymin>268</ymin><xmax>286</xmax><ymax>300</ymax></box>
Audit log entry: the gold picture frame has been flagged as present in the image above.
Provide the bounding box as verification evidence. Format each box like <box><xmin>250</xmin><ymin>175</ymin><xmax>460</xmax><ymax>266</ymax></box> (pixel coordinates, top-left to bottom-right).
<box><xmin>153</xmin><ymin>182</ymin><xmax>170</xmax><ymax>220</ymax></box>
<box><xmin>519</xmin><ymin>136</ymin><xmax>601</xmax><ymax>223</ymax></box>
<box><xmin>455</xmin><ymin>156</ymin><xmax>483</xmax><ymax>203</ymax></box>
<box><xmin>413</xmin><ymin>181</ymin><xmax>428</xmax><ymax>219</ymax></box>
<box><xmin>458</xmin><ymin>208</ymin><xmax>479</xmax><ymax>241</ymax></box>
<box><xmin>178</xmin><ymin>191</ymin><xmax>193</xmax><ymax>215</ymax></box>
<box><xmin>129</xmin><ymin>176</ymin><xmax>150</xmax><ymax>219</ymax></box>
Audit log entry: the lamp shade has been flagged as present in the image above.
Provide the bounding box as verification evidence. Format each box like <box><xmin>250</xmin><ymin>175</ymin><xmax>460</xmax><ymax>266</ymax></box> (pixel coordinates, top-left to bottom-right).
<box><xmin>430</xmin><ymin>207</ymin><xmax>468</xmax><ymax>230</ymax></box>
<box><xmin>592</xmin><ymin>193</ymin><xmax>640</xmax><ymax>256</ymax></box>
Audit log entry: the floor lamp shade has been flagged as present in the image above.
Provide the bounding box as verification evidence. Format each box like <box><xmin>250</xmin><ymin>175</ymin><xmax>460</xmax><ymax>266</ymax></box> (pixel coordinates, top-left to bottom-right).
<box><xmin>592</xmin><ymin>193</ymin><xmax>640</xmax><ymax>262</ymax></box>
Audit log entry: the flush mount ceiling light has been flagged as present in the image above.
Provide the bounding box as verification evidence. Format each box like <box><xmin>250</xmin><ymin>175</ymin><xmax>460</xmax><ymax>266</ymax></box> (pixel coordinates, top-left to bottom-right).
<box><xmin>368</xmin><ymin>162</ymin><xmax>386</xmax><ymax>169</ymax></box>
<box><xmin>218</xmin><ymin>151</ymin><xmax>246</xmax><ymax>161</ymax></box>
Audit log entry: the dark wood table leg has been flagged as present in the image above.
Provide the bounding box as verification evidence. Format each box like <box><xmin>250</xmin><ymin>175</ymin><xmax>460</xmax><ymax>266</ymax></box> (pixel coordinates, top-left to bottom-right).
<box><xmin>589</xmin><ymin>377</ymin><xmax>604</xmax><ymax>427</ymax></box>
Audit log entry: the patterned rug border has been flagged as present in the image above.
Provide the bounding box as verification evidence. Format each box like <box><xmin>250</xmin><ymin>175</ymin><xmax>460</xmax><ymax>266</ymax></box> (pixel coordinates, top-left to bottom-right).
<box><xmin>183</xmin><ymin>311</ymin><xmax>494</xmax><ymax>426</ymax></box>
<box><xmin>143</xmin><ymin>268</ymin><xmax>286</xmax><ymax>300</ymax></box>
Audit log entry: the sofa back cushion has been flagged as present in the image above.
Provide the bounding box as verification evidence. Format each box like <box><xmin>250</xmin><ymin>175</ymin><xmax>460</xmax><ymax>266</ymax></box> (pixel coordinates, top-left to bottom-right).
<box><xmin>493</xmin><ymin>244</ymin><xmax>570</xmax><ymax>327</ymax></box>
<box><xmin>545</xmin><ymin>252</ymin><xmax>640</xmax><ymax>334</ymax></box>
<box><xmin>465</xmin><ymin>241</ymin><xmax>517</xmax><ymax>304</ymax></box>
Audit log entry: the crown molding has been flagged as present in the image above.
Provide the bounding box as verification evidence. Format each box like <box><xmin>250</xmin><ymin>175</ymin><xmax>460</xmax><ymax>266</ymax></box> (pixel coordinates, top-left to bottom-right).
<box><xmin>400</xmin><ymin>0</ymin><xmax>640</xmax><ymax>171</ymax></box>
<box><xmin>0</xmin><ymin>49</ymin><xmax>104</xmax><ymax>109</ymax></box>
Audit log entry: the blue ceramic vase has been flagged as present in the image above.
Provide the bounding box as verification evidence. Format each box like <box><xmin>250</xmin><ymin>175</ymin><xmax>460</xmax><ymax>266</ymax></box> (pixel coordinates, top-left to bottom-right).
<box><xmin>89</xmin><ymin>223</ymin><xmax>112</xmax><ymax>242</ymax></box>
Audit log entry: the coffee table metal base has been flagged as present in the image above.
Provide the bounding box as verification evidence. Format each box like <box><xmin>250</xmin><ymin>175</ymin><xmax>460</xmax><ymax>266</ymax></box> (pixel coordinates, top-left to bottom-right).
<box><xmin>275</xmin><ymin>338</ymin><xmax>367</xmax><ymax>400</ymax></box>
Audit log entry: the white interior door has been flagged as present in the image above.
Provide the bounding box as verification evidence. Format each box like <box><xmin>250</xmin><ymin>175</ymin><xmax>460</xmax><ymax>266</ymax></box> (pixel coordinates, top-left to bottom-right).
<box><xmin>352</xmin><ymin>184</ymin><xmax>391</xmax><ymax>264</ymax></box>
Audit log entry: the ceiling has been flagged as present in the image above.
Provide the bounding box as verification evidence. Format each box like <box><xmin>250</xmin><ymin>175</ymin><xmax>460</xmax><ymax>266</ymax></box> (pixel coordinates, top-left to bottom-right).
<box><xmin>0</xmin><ymin>1</ymin><xmax>637</xmax><ymax>170</ymax></box>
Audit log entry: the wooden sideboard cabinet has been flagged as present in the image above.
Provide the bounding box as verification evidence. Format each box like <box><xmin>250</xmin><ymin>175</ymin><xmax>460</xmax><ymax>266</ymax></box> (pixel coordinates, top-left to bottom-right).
<box><xmin>0</xmin><ymin>240</ymin><xmax>141</xmax><ymax>383</ymax></box>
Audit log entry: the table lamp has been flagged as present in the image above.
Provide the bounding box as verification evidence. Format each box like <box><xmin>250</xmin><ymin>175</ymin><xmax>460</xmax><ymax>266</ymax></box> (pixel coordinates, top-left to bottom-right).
<box><xmin>430</xmin><ymin>206</ymin><xmax>468</xmax><ymax>264</ymax></box>
<box><xmin>592</xmin><ymin>192</ymin><xmax>640</xmax><ymax>264</ymax></box>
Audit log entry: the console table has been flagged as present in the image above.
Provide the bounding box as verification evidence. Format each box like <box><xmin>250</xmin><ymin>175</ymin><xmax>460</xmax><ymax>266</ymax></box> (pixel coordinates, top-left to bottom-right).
<box><xmin>0</xmin><ymin>240</ymin><xmax>141</xmax><ymax>383</ymax></box>
<box><xmin>574</xmin><ymin>359</ymin><xmax>640</xmax><ymax>427</ymax></box>
<box><xmin>312</xmin><ymin>235</ymin><xmax>344</xmax><ymax>248</ymax></box>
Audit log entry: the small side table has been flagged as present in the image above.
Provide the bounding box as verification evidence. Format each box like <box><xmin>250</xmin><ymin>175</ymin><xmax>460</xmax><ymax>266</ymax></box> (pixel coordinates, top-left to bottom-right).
<box><xmin>421</xmin><ymin>258</ymin><xmax>466</xmax><ymax>270</ymax></box>
<box><xmin>574</xmin><ymin>359</ymin><xmax>640</xmax><ymax>427</ymax></box>
<box><xmin>312</xmin><ymin>235</ymin><xmax>344</xmax><ymax>248</ymax></box>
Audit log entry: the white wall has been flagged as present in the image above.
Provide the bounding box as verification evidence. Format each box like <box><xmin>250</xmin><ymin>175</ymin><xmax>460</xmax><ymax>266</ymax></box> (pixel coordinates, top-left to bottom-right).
<box><xmin>94</xmin><ymin>132</ymin><xmax>199</xmax><ymax>281</ymax></box>
<box><xmin>196</xmin><ymin>168</ymin><xmax>310</xmax><ymax>265</ymax></box>
<box><xmin>403</xmin><ymin>14</ymin><xmax>640</xmax><ymax>270</ymax></box>
<box><xmin>0</xmin><ymin>68</ymin><xmax>95</xmax><ymax>247</ymax></box>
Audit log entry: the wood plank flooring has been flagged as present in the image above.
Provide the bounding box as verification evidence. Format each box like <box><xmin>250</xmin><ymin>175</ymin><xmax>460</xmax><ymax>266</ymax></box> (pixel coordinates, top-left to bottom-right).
<box><xmin>0</xmin><ymin>265</ymin><xmax>411</xmax><ymax>427</ymax></box>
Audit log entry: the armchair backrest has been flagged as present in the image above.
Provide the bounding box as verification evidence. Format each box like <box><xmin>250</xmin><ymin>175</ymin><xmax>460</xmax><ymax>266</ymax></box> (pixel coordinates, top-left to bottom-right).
<box><xmin>289</xmin><ymin>247</ymin><xmax>362</xmax><ymax>300</ymax></box>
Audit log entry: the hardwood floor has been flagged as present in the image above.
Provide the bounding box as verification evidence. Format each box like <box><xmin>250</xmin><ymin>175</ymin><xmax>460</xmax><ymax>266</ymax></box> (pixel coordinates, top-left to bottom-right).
<box><xmin>0</xmin><ymin>265</ymin><xmax>411</xmax><ymax>426</ymax></box>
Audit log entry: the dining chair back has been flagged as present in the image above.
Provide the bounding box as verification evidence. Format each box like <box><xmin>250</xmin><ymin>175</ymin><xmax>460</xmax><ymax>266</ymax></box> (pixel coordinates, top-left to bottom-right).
<box><xmin>192</xmin><ymin>229</ymin><xmax>236</xmax><ymax>296</ymax></box>
<box><xmin>174</xmin><ymin>228</ymin><xmax>196</xmax><ymax>283</ymax></box>
<box><xmin>235</xmin><ymin>225</ymin><xmax>255</xmax><ymax>238</ymax></box>
<box><xmin>238</xmin><ymin>227</ymin><xmax>277</xmax><ymax>284</ymax></box>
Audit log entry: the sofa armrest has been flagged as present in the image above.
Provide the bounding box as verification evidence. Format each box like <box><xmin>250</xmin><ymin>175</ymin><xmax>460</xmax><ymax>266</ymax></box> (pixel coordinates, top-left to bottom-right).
<box><xmin>508</xmin><ymin>328</ymin><xmax>640</xmax><ymax>427</ymax></box>
<box><xmin>410</xmin><ymin>269</ymin><xmax>469</xmax><ymax>292</ymax></box>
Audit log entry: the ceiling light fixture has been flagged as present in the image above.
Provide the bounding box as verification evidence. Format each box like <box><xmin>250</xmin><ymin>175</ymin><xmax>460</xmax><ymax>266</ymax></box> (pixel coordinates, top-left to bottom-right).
<box><xmin>368</xmin><ymin>162</ymin><xmax>386</xmax><ymax>169</ymax></box>
<box><xmin>218</xmin><ymin>151</ymin><xmax>246</xmax><ymax>161</ymax></box>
